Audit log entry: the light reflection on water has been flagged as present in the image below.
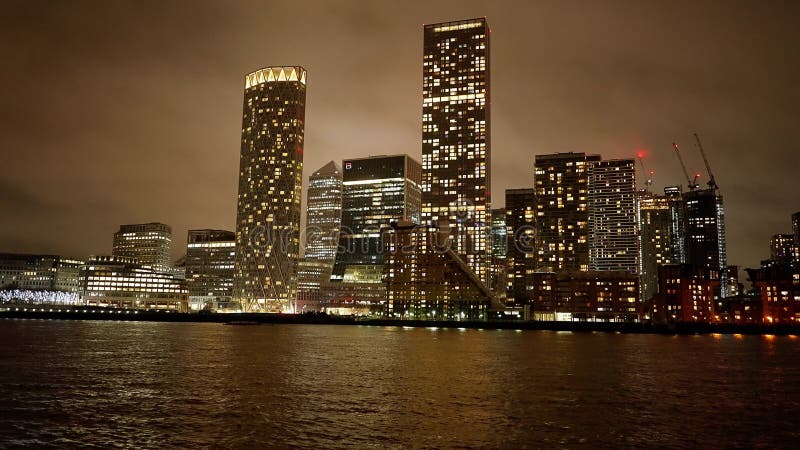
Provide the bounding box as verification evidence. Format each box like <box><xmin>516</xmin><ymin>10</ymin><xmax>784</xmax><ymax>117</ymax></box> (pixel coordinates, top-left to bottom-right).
<box><xmin>0</xmin><ymin>320</ymin><xmax>798</xmax><ymax>448</ymax></box>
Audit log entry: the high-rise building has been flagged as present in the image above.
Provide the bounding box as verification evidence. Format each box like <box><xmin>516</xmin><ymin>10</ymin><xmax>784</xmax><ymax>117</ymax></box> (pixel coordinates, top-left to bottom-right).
<box><xmin>421</xmin><ymin>18</ymin><xmax>491</xmax><ymax>283</ymax></box>
<box><xmin>663</xmin><ymin>186</ymin><xmax>686</xmax><ymax>264</ymax></box>
<box><xmin>81</xmin><ymin>255</ymin><xmax>188</xmax><ymax>312</ymax></box>
<box><xmin>683</xmin><ymin>188</ymin><xmax>728</xmax><ymax>298</ymax></box>
<box><xmin>534</xmin><ymin>152</ymin><xmax>601</xmax><ymax>272</ymax></box>
<box><xmin>185</xmin><ymin>229</ymin><xmax>235</xmax><ymax>311</ymax></box>
<box><xmin>113</xmin><ymin>223</ymin><xmax>172</xmax><ymax>272</ymax></box>
<box><xmin>490</xmin><ymin>208</ymin><xmax>507</xmax><ymax>298</ymax></box>
<box><xmin>639</xmin><ymin>192</ymin><xmax>677</xmax><ymax>304</ymax></box>
<box><xmin>588</xmin><ymin>159</ymin><xmax>638</xmax><ymax>272</ymax></box>
<box><xmin>297</xmin><ymin>161</ymin><xmax>343</xmax><ymax>306</ymax></box>
<box><xmin>233</xmin><ymin>66</ymin><xmax>306</xmax><ymax>312</ymax></box>
<box><xmin>770</xmin><ymin>234</ymin><xmax>796</xmax><ymax>262</ymax></box>
<box><xmin>792</xmin><ymin>211</ymin><xmax>800</xmax><ymax>263</ymax></box>
<box><xmin>505</xmin><ymin>188</ymin><xmax>536</xmax><ymax>304</ymax></box>
<box><xmin>327</xmin><ymin>155</ymin><xmax>421</xmax><ymax>312</ymax></box>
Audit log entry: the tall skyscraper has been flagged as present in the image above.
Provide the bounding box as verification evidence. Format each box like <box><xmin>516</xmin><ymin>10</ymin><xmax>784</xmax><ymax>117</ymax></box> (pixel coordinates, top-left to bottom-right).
<box><xmin>588</xmin><ymin>159</ymin><xmax>639</xmax><ymax>272</ymax></box>
<box><xmin>112</xmin><ymin>222</ymin><xmax>172</xmax><ymax>272</ymax></box>
<box><xmin>639</xmin><ymin>192</ymin><xmax>677</xmax><ymax>303</ymax></box>
<box><xmin>490</xmin><ymin>208</ymin><xmax>507</xmax><ymax>298</ymax></box>
<box><xmin>421</xmin><ymin>18</ymin><xmax>491</xmax><ymax>283</ymax></box>
<box><xmin>233</xmin><ymin>66</ymin><xmax>306</xmax><ymax>312</ymax></box>
<box><xmin>297</xmin><ymin>161</ymin><xmax>343</xmax><ymax>304</ymax></box>
<box><xmin>770</xmin><ymin>234</ymin><xmax>795</xmax><ymax>262</ymax></box>
<box><xmin>505</xmin><ymin>188</ymin><xmax>536</xmax><ymax>304</ymax></box>
<box><xmin>534</xmin><ymin>152</ymin><xmax>601</xmax><ymax>272</ymax></box>
<box><xmin>664</xmin><ymin>186</ymin><xmax>687</xmax><ymax>264</ymax></box>
<box><xmin>185</xmin><ymin>229</ymin><xmax>235</xmax><ymax>311</ymax></box>
<box><xmin>793</xmin><ymin>211</ymin><xmax>800</xmax><ymax>263</ymax></box>
<box><xmin>328</xmin><ymin>155</ymin><xmax>421</xmax><ymax>312</ymax></box>
<box><xmin>683</xmin><ymin>188</ymin><xmax>728</xmax><ymax>298</ymax></box>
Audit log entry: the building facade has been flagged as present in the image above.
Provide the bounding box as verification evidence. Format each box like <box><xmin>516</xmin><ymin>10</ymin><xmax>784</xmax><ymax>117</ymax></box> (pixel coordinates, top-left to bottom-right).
<box><xmin>528</xmin><ymin>271</ymin><xmax>640</xmax><ymax>322</ymax></box>
<box><xmin>653</xmin><ymin>264</ymin><xmax>719</xmax><ymax>323</ymax></box>
<box><xmin>185</xmin><ymin>229</ymin><xmax>235</xmax><ymax>311</ymax></box>
<box><xmin>384</xmin><ymin>221</ymin><xmax>493</xmax><ymax>320</ymax></box>
<box><xmin>0</xmin><ymin>253</ymin><xmax>83</xmax><ymax>293</ymax></box>
<box><xmin>638</xmin><ymin>192</ymin><xmax>677</xmax><ymax>304</ymax></box>
<box><xmin>421</xmin><ymin>18</ymin><xmax>491</xmax><ymax>284</ymax></box>
<box><xmin>770</xmin><ymin>233</ymin><xmax>796</xmax><ymax>263</ymax></box>
<box><xmin>588</xmin><ymin>159</ymin><xmax>639</xmax><ymax>272</ymax></box>
<box><xmin>81</xmin><ymin>256</ymin><xmax>188</xmax><ymax>312</ymax></box>
<box><xmin>297</xmin><ymin>161</ymin><xmax>343</xmax><ymax>307</ymax></box>
<box><xmin>233</xmin><ymin>66</ymin><xmax>306</xmax><ymax>312</ymax></box>
<box><xmin>683</xmin><ymin>188</ymin><xmax>728</xmax><ymax>298</ymax></box>
<box><xmin>534</xmin><ymin>152</ymin><xmax>601</xmax><ymax>272</ymax></box>
<box><xmin>490</xmin><ymin>208</ymin><xmax>507</xmax><ymax>299</ymax></box>
<box><xmin>327</xmin><ymin>155</ymin><xmax>421</xmax><ymax>313</ymax></box>
<box><xmin>505</xmin><ymin>188</ymin><xmax>536</xmax><ymax>305</ymax></box>
<box><xmin>112</xmin><ymin>222</ymin><xmax>172</xmax><ymax>272</ymax></box>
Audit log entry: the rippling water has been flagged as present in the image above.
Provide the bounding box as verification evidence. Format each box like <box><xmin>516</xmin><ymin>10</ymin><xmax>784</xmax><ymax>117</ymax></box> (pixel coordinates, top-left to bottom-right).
<box><xmin>1</xmin><ymin>320</ymin><xmax>798</xmax><ymax>448</ymax></box>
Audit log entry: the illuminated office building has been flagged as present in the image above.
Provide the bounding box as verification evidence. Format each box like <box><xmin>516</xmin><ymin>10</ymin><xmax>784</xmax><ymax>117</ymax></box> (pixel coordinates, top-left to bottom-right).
<box><xmin>233</xmin><ymin>66</ymin><xmax>306</xmax><ymax>312</ymax></box>
<box><xmin>81</xmin><ymin>255</ymin><xmax>188</xmax><ymax>312</ymax></box>
<box><xmin>328</xmin><ymin>155</ymin><xmax>421</xmax><ymax>312</ymax></box>
<box><xmin>421</xmin><ymin>18</ymin><xmax>491</xmax><ymax>284</ymax></box>
<box><xmin>588</xmin><ymin>159</ymin><xmax>638</xmax><ymax>272</ymax></box>
<box><xmin>683</xmin><ymin>188</ymin><xmax>728</xmax><ymax>298</ymax></box>
<box><xmin>793</xmin><ymin>212</ymin><xmax>800</xmax><ymax>262</ymax></box>
<box><xmin>297</xmin><ymin>161</ymin><xmax>343</xmax><ymax>306</ymax></box>
<box><xmin>505</xmin><ymin>188</ymin><xmax>536</xmax><ymax>305</ymax></box>
<box><xmin>663</xmin><ymin>186</ymin><xmax>687</xmax><ymax>264</ymax></box>
<box><xmin>639</xmin><ymin>192</ymin><xmax>677</xmax><ymax>304</ymax></box>
<box><xmin>534</xmin><ymin>152</ymin><xmax>601</xmax><ymax>272</ymax></box>
<box><xmin>490</xmin><ymin>208</ymin><xmax>507</xmax><ymax>298</ymax></box>
<box><xmin>185</xmin><ymin>229</ymin><xmax>235</xmax><ymax>311</ymax></box>
<box><xmin>112</xmin><ymin>222</ymin><xmax>172</xmax><ymax>272</ymax></box>
<box><xmin>0</xmin><ymin>253</ymin><xmax>83</xmax><ymax>293</ymax></box>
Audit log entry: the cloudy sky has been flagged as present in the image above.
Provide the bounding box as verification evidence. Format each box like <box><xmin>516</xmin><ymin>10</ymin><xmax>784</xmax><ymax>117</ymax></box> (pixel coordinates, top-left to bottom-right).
<box><xmin>0</xmin><ymin>0</ymin><xmax>797</xmax><ymax>269</ymax></box>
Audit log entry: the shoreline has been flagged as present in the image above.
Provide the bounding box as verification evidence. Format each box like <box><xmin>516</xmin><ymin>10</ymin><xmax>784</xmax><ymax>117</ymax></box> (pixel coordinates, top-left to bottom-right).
<box><xmin>1</xmin><ymin>306</ymin><xmax>798</xmax><ymax>336</ymax></box>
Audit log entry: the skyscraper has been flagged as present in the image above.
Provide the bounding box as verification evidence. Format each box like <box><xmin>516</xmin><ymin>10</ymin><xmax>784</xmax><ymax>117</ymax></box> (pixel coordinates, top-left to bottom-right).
<box><xmin>793</xmin><ymin>211</ymin><xmax>800</xmax><ymax>263</ymax></box>
<box><xmin>683</xmin><ymin>188</ymin><xmax>728</xmax><ymax>298</ymax></box>
<box><xmin>421</xmin><ymin>18</ymin><xmax>491</xmax><ymax>283</ymax></box>
<box><xmin>664</xmin><ymin>186</ymin><xmax>686</xmax><ymax>264</ymax></box>
<box><xmin>770</xmin><ymin>234</ymin><xmax>795</xmax><ymax>262</ymax></box>
<box><xmin>639</xmin><ymin>192</ymin><xmax>677</xmax><ymax>303</ymax></box>
<box><xmin>185</xmin><ymin>229</ymin><xmax>235</xmax><ymax>311</ymax></box>
<box><xmin>112</xmin><ymin>222</ymin><xmax>172</xmax><ymax>272</ymax></box>
<box><xmin>534</xmin><ymin>152</ymin><xmax>601</xmax><ymax>272</ymax></box>
<box><xmin>588</xmin><ymin>159</ymin><xmax>638</xmax><ymax>272</ymax></box>
<box><xmin>328</xmin><ymin>155</ymin><xmax>421</xmax><ymax>312</ymax></box>
<box><xmin>297</xmin><ymin>161</ymin><xmax>343</xmax><ymax>304</ymax></box>
<box><xmin>505</xmin><ymin>188</ymin><xmax>536</xmax><ymax>304</ymax></box>
<box><xmin>233</xmin><ymin>66</ymin><xmax>306</xmax><ymax>312</ymax></box>
<box><xmin>490</xmin><ymin>208</ymin><xmax>507</xmax><ymax>297</ymax></box>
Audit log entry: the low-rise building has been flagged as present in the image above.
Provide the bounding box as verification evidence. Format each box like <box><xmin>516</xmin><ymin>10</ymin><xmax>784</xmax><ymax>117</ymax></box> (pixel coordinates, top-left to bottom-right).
<box><xmin>653</xmin><ymin>264</ymin><xmax>719</xmax><ymax>323</ymax></box>
<box><xmin>529</xmin><ymin>271</ymin><xmax>640</xmax><ymax>322</ymax></box>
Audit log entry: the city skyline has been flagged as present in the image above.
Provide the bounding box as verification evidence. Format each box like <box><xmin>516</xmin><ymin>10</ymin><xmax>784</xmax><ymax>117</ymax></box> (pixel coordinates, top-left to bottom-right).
<box><xmin>0</xmin><ymin>1</ymin><xmax>798</xmax><ymax>272</ymax></box>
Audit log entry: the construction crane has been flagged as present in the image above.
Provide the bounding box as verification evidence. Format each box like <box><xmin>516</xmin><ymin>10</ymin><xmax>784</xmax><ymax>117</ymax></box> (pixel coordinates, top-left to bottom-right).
<box><xmin>693</xmin><ymin>132</ymin><xmax>719</xmax><ymax>190</ymax></box>
<box><xmin>636</xmin><ymin>151</ymin><xmax>654</xmax><ymax>191</ymax></box>
<box><xmin>672</xmin><ymin>142</ymin><xmax>699</xmax><ymax>190</ymax></box>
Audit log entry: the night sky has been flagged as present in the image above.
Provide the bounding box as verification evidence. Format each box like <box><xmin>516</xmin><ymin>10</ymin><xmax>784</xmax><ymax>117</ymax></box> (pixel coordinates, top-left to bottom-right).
<box><xmin>0</xmin><ymin>0</ymin><xmax>797</xmax><ymax>269</ymax></box>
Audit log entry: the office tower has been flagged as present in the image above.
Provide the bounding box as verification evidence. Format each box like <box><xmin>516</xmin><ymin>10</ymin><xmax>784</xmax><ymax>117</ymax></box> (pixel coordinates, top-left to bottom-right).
<box><xmin>639</xmin><ymin>192</ymin><xmax>676</xmax><ymax>304</ymax></box>
<box><xmin>185</xmin><ymin>229</ymin><xmax>236</xmax><ymax>311</ymax></box>
<box><xmin>664</xmin><ymin>186</ymin><xmax>686</xmax><ymax>264</ymax></box>
<box><xmin>505</xmin><ymin>188</ymin><xmax>536</xmax><ymax>304</ymax></box>
<box><xmin>683</xmin><ymin>188</ymin><xmax>728</xmax><ymax>298</ymax></box>
<box><xmin>588</xmin><ymin>159</ymin><xmax>639</xmax><ymax>272</ymax></box>
<box><xmin>328</xmin><ymin>155</ymin><xmax>421</xmax><ymax>312</ymax></box>
<box><xmin>421</xmin><ymin>18</ymin><xmax>491</xmax><ymax>284</ymax></box>
<box><xmin>770</xmin><ymin>234</ymin><xmax>795</xmax><ymax>262</ymax></box>
<box><xmin>384</xmin><ymin>221</ymin><xmax>493</xmax><ymax>320</ymax></box>
<box><xmin>113</xmin><ymin>222</ymin><xmax>172</xmax><ymax>272</ymax></box>
<box><xmin>534</xmin><ymin>152</ymin><xmax>601</xmax><ymax>272</ymax></box>
<box><xmin>490</xmin><ymin>208</ymin><xmax>507</xmax><ymax>297</ymax></box>
<box><xmin>297</xmin><ymin>161</ymin><xmax>343</xmax><ymax>305</ymax></box>
<box><xmin>81</xmin><ymin>256</ymin><xmax>188</xmax><ymax>312</ymax></box>
<box><xmin>233</xmin><ymin>66</ymin><xmax>306</xmax><ymax>312</ymax></box>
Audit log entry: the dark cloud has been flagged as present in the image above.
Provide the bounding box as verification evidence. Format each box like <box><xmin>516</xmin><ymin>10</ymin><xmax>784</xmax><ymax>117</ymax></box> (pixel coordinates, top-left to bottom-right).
<box><xmin>0</xmin><ymin>0</ymin><xmax>797</xmax><ymax>268</ymax></box>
